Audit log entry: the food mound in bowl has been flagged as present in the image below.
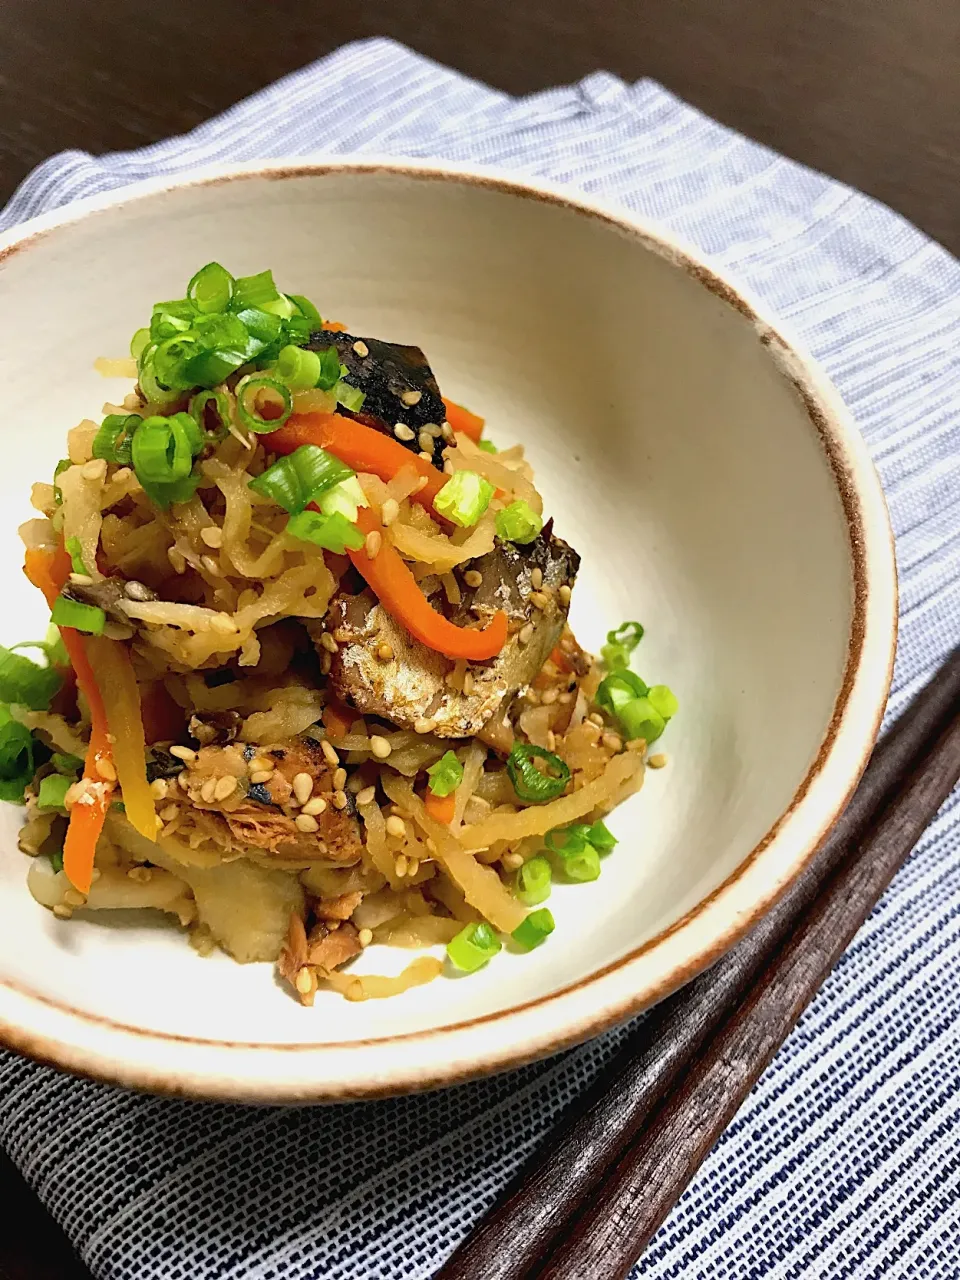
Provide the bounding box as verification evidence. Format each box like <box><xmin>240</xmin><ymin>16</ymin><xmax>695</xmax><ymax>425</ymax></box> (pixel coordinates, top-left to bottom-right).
<box><xmin>4</xmin><ymin>263</ymin><xmax>677</xmax><ymax>1005</ymax></box>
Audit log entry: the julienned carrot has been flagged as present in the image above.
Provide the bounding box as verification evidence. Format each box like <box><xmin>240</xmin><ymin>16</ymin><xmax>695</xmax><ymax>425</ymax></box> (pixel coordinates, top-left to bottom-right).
<box><xmin>268</xmin><ymin>414</ymin><xmax>447</xmax><ymax>513</ymax></box>
<box><xmin>23</xmin><ymin>548</ymin><xmax>114</xmax><ymax>894</ymax></box>
<box><xmin>349</xmin><ymin>508</ymin><xmax>508</xmax><ymax>662</ymax></box>
<box><xmin>442</xmin><ymin>398</ymin><xmax>485</xmax><ymax>443</ymax></box>
<box><xmin>424</xmin><ymin>788</ymin><xmax>457</xmax><ymax>825</ymax></box>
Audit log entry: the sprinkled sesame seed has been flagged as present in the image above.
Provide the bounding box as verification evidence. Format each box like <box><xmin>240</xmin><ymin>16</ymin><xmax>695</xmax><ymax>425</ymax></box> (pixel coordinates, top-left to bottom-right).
<box><xmin>408</xmin><ymin>858</ymin><xmax>421</xmax><ymax>877</ymax></box>
<box><xmin>413</xmin><ymin>717</ymin><xmax>436</xmax><ymax>734</ymax></box>
<box><xmin>332</xmin><ymin>789</ymin><xmax>348</xmax><ymax>809</ymax></box>
<box><xmin>319</xmin><ymin>632</ymin><xmax>338</xmax><ymax>653</ymax></box>
<box><xmin>424</xmin><ymin>837</ymin><xmax>437</xmax><ymax>855</ymax></box>
<box><xmin>385</xmin><ymin>815</ymin><xmax>406</xmax><ymax>838</ymax></box>
<box><xmin>332</xmin><ymin>767</ymin><xmax>347</xmax><ymax>791</ymax></box>
<box><xmin>352</xmin><ymin>339</ymin><xmax>369</xmax><ymax>357</ymax></box>
<box><xmin>200</xmin><ymin>526</ymin><xmax>223</xmax><ymax>548</ymax></box>
<box><xmin>529</xmin><ymin>590</ymin><xmax>549</xmax><ymax>610</ymax></box>
<box><xmin>418</xmin><ymin>450</ymin><xmax>432</xmax><ymax>462</ymax></box>
<box><xmin>168</xmin><ymin>546</ymin><xmax>187</xmax><ymax>574</ymax></box>
<box><xmin>394</xmin><ymin>423</ymin><xmax>415</xmax><ymax>442</ymax></box>
<box><xmin>558</xmin><ymin>584</ymin><xmax>572</xmax><ymax>604</ymax></box>
<box><xmin>546</xmin><ymin>729</ymin><xmax>557</xmax><ymax>752</ymax></box>
<box><xmin>365</xmin><ymin>530</ymin><xmax>382</xmax><ymax>558</ymax></box>
<box><xmin>199</xmin><ymin>554</ymin><xmax>219</xmax><ymax>577</ymax></box>
<box><xmin>302</xmin><ymin>795</ymin><xmax>327</xmax><ymax>816</ymax></box>
<box><xmin>602</xmin><ymin>732</ymin><xmax>623</xmax><ymax>753</ymax></box>
<box><xmin>560</xmin><ymin>635</ymin><xmax>576</xmax><ymax>653</ymax></box>
<box><xmin>69</xmin><ymin>572</ymin><xmax>94</xmax><ymax>586</ymax></box>
<box><xmin>52</xmin><ymin>904</ymin><xmax>73</xmax><ymax>920</ymax></box>
<box><xmin>63</xmin><ymin>888</ymin><xmax>87</xmax><ymax>907</ymax></box>
<box><xmin>463</xmin><ymin>569</ymin><xmax>483</xmax><ymax>588</ymax></box>
<box><xmin>150</xmin><ymin>778</ymin><xmax>168</xmax><ymax>800</ymax></box>
<box><xmin>541</xmin><ymin>687</ymin><xmax>559</xmax><ymax>706</ymax></box>
<box><xmin>295</xmin><ymin>813</ymin><xmax>320</xmax><ymax>833</ymax></box>
<box><xmin>82</xmin><ymin>458</ymin><xmax>107</xmax><ymax>481</ymax></box>
<box><xmin>102</xmin><ymin>621</ymin><xmax>135</xmax><ymax>641</ymax></box>
<box><xmin>159</xmin><ymin>803</ymin><xmax>179</xmax><ymax>821</ymax></box>
<box><xmin>320</xmin><ymin>740</ymin><xmax>339</xmax><ymax>766</ymax></box>
<box><xmin>381</xmin><ymin>498</ymin><xmax>399</xmax><ymax>526</ymax></box>
<box><xmin>416</xmin><ymin>431</ymin><xmax>432</xmax><ymax>453</ymax></box>
<box><xmin>589</xmin><ymin>712</ymin><xmax>605</xmax><ymax>727</ymax></box>
<box><xmin>463</xmin><ymin>671</ymin><xmax>475</xmax><ymax>696</ymax></box>
<box><xmin>178</xmin><ymin>771</ymin><xmax>191</xmax><ymax>791</ymax></box>
<box><xmin>249</xmin><ymin>769</ymin><xmax>273</xmax><ymax>785</ymax></box>
<box><xmin>295</xmin><ymin>966</ymin><xmax>316</xmax><ymax>995</ymax></box>
<box><xmin>200</xmin><ymin>778</ymin><xmax>217</xmax><ymax>804</ymax></box>
<box><xmin>530</xmin><ymin>567</ymin><xmax>543</xmax><ymax>590</ymax></box>
<box><xmin>169</xmin><ymin>745</ymin><xmax>196</xmax><ymax>762</ymax></box>
<box><xmin>394</xmin><ymin>853</ymin><xmax>409</xmax><ymax>878</ymax></box>
<box><xmin>358</xmin><ymin>928</ymin><xmax>373</xmax><ymax>947</ymax></box>
<box><xmin>441</xmin><ymin>421</ymin><xmax>455</xmax><ymax>443</ymax></box>
<box><xmin>356</xmin><ymin>785</ymin><xmax>376</xmax><ymax>806</ymax></box>
<box><xmin>370</xmin><ymin>735</ymin><xmax>392</xmax><ymax>760</ymax></box>
<box><xmin>123</xmin><ymin>579</ymin><xmax>156</xmax><ymax>602</ymax></box>
<box><xmin>289</xmin><ymin>772</ymin><xmax>311</xmax><ymax>805</ymax></box>
<box><xmin>518</xmin><ymin>622</ymin><xmax>535</xmax><ymax>645</ymax></box>
<box><xmin>502</xmin><ymin>852</ymin><xmax>524</xmax><ymax>870</ymax></box>
<box><xmin>401</xmin><ymin>389</ymin><xmax>422</xmax><ymax>406</ymax></box>
<box><xmin>583</xmin><ymin>721</ymin><xmax>602</xmax><ymax>742</ymax></box>
<box><xmin>214</xmin><ymin>775</ymin><xmax>237</xmax><ymax>802</ymax></box>
<box><xmin>558</xmin><ymin>691</ymin><xmax>575</xmax><ymax>705</ymax></box>
<box><xmin>320</xmin><ymin>651</ymin><xmax>332</xmax><ymax>675</ymax></box>
<box><xmin>376</xmin><ymin>642</ymin><xmax>394</xmax><ymax>662</ymax></box>
<box><xmin>95</xmin><ymin>756</ymin><xmax>117</xmax><ymax>781</ymax></box>
<box><xmin>647</xmin><ymin>752</ymin><xmax>669</xmax><ymax>769</ymax></box>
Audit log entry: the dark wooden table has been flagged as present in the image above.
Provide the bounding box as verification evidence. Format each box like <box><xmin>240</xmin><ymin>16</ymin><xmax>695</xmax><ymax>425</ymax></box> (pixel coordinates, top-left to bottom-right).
<box><xmin>0</xmin><ymin>2</ymin><xmax>956</xmax><ymax>1276</ymax></box>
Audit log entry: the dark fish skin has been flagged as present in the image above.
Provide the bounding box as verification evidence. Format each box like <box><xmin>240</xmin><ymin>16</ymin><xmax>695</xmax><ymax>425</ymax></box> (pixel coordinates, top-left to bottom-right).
<box><xmin>307</xmin><ymin>330</ymin><xmax>447</xmax><ymax>467</ymax></box>
<box><xmin>320</xmin><ymin>531</ymin><xmax>580</xmax><ymax>738</ymax></box>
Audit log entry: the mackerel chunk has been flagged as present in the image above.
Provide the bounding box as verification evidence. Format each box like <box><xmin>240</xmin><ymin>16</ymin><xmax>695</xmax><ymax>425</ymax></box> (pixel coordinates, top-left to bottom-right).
<box><xmin>308</xmin><ymin>330</ymin><xmax>447</xmax><ymax>468</ymax></box>
<box><xmin>319</xmin><ymin>530</ymin><xmax>580</xmax><ymax>738</ymax></box>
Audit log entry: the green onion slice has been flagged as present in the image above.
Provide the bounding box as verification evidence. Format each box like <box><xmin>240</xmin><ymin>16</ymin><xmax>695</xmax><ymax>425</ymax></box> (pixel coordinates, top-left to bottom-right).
<box><xmin>617</xmin><ymin>696</ymin><xmax>666</xmax><ymax>745</ymax></box>
<box><xmin>506</xmin><ymin>742</ymin><xmax>571</xmax><ymax>803</ymax></box>
<box><xmin>562</xmin><ymin>846</ymin><xmax>601</xmax><ymax>882</ymax></box>
<box><xmin>515</xmin><ymin>854</ymin><xmax>552</xmax><ymax>906</ymax></box>
<box><xmin>426</xmin><ymin>750</ymin><xmax>464</xmax><ymax>798</ymax></box>
<box><xmin>314</xmin><ymin>345</ymin><xmax>342</xmax><ymax>391</ymax></box>
<box><xmin>64</xmin><ymin>537</ymin><xmax>87</xmax><ymax>577</ymax></box>
<box><xmin>596</xmin><ymin>669</ymin><xmax>649</xmax><ymax>717</ymax></box>
<box><xmin>477</xmin><ymin>439</ymin><xmax>498</xmax><ymax>455</ymax></box>
<box><xmin>0</xmin><ymin>645</ymin><xmax>61</xmax><ymax>710</ymax></box>
<box><xmin>51</xmin><ymin>751</ymin><xmax>84</xmax><ymax>774</ymax></box>
<box><xmin>274</xmin><ymin>344</ymin><xmax>323</xmax><ymax>391</ymax></box>
<box><xmin>544</xmin><ymin>824</ymin><xmax>591</xmax><ymax>856</ymax></box>
<box><xmin>647</xmin><ymin>684</ymin><xmax>679</xmax><ymax>721</ymax></box>
<box><xmin>187</xmin><ymin>261</ymin><xmax>235</xmax><ymax>314</ymax></box>
<box><xmin>249</xmin><ymin>445</ymin><xmax>354</xmax><ymax>515</ymax></box>
<box><xmin>53</xmin><ymin>458</ymin><xmax>71</xmax><ymax>506</ymax></box>
<box><xmin>50</xmin><ymin>595</ymin><xmax>106</xmax><ymax>635</ymax></box>
<box><xmin>232</xmin><ymin>269</ymin><xmax>280</xmax><ymax>312</ymax></box>
<box><xmin>130</xmin><ymin>327</ymin><xmax>151</xmax><ymax>361</ymax></box>
<box><xmin>511</xmin><ymin>907</ymin><xmax>555</xmax><ymax>950</ymax></box>
<box><xmin>189</xmin><ymin>389</ymin><xmax>232</xmax><ymax>440</ymax></box>
<box><xmin>235</xmin><ymin>375</ymin><xmax>293</xmax><ymax>433</ymax></box>
<box><xmin>434</xmin><ymin>471</ymin><xmax>495</xmax><ymax>528</ymax></box>
<box><xmin>285</xmin><ymin>510</ymin><xmax>365</xmax><ymax>554</ymax></box>
<box><xmin>137</xmin><ymin>355</ymin><xmax>182</xmax><ymax>406</ymax></box>
<box><xmin>495</xmin><ymin>500</ymin><xmax>543</xmax><ymax>545</ymax></box>
<box><xmin>150</xmin><ymin>299</ymin><xmax>195</xmax><ymax>342</ymax></box>
<box><xmin>601</xmin><ymin>620</ymin><xmax>644</xmax><ymax>670</ymax></box>
<box><xmin>446</xmin><ymin>921</ymin><xmax>502</xmax><ymax>973</ymax></box>
<box><xmin>37</xmin><ymin>772</ymin><xmax>72</xmax><ymax>812</ymax></box>
<box><xmin>334</xmin><ymin>380</ymin><xmax>365</xmax><ymax>413</ymax></box>
<box><xmin>587</xmin><ymin>819</ymin><xmax>618</xmax><ymax>852</ymax></box>
<box><xmin>132</xmin><ymin>414</ymin><xmax>195</xmax><ymax>484</ymax></box>
<box><xmin>50</xmin><ymin>850</ymin><xmax>64</xmax><ymax>873</ymax></box>
<box><xmin>93</xmin><ymin>413</ymin><xmax>139</xmax><ymax>466</ymax></box>
<box><xmin>0</xmin><ymin>706</ymin><xmax>35</xmax><ymax>801</ymax></box>
<box><xmin>317</xmin><ymin>476</ymin><xmax>369</xmax><ymax>522</ymax></box>
<box><xmin>288</xmin><ymin>294</ymin><xmax>322</xmax><ymax>328</ymax></box>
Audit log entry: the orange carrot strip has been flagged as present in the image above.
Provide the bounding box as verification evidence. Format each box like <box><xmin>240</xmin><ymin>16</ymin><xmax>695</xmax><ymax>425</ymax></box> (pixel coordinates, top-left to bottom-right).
<box><xmin>322</xmin><ymin>320</ymin><xmax>347</xmax><ymax>332</ymax></box>
<box><xmin>442</xmin><ymin>398</ymin><xmax>485</xmax><ymax>443</ymax></box>
<box><xmin>348</xmin><ymin>508</ymin><xmax>507</xmax><ymax>661</ymax></box>
<box><xmin>268</xmin><ymin>414</ymin><xmax>447</xmax><ymax>513</ymax></box>
<box><xmin>424</xmin><ymin>788</ymin><xmax>457</xmax><ymax>825</ymax></box>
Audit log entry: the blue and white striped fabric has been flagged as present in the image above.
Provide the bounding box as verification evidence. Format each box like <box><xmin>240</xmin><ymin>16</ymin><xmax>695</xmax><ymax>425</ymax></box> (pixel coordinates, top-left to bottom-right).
<box><xmin>2</xmin><ymin>37</ymin><xmax>960</xmax><ymax>1280</ymax></box>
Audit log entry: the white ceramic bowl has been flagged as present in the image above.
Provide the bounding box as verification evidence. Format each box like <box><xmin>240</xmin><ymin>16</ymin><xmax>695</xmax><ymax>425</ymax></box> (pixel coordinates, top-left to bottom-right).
<box><xmin>0</xmin><ymin>161</ymin><xmax>896</xmax><ymax>1101</ymax></box>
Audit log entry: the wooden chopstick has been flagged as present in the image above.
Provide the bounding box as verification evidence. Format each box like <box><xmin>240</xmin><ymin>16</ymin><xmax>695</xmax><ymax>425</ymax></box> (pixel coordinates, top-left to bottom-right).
<box><xmin>437</xmin><ymin>647</ymin><xmax>960</xmax><ymax>1280</ymax></box>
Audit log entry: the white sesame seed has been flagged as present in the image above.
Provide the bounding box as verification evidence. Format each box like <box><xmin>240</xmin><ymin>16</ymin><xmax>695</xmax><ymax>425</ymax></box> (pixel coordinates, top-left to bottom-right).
<box><xmin>401</xmin><ymin>389</ymin><xmax>422</xmax><ymax>406</ymax></box>
<box><xmin>602</xmin><ymin>732</ymin><xmax>623</xmax><ymax>753</ymax></box>
<box><xmin>352</xmin><ymin>339</ymin><xmax>369</xmax><ymax>357</ymax></box>
<box><xmin>545</xmin><ymin>729</ymin><xmax>557</xmax><ymax>753</ymax></box>
<box><xmin>365</xmin><ymin>530</ymin><xmax>382</xmax><ymax>558</ymax></box>
<box><xmin>502</xmin><ymin>852</ymin><xmax>524</xmax><ymax>870</ymax></box>
<box><xmin>168</xmin><ymin>545</ymin><xmax>187</xmax><ymax>574</ymax></box>
<box><xmin>559</xmin><ymin>584</ymin><xmax>572</xmax><ymax>604</ymax></box>
<box><xmin>356</xmin><ymin>785</ymin><xmax>376</xmax><ymax>806</ymax></box>
<box><xmin>292</xmin><ymin>772</ymin><xmax>314</xmax><ymax>805</ymax></box>
<box><xmin>320</xmin><ymin>739</ymin><xmax>339</xmax><ymax>766</ymax></box>
<box><xmin>541</xmin><ymin>687</ymin><xmax>559</xmax><ymax>706</ymax></box>
<box><xmin>441</xmin><ymin>421</ymin><xmax>455</xmax><ymax>443</ymax></box>
<box><xmin>169</xmin><ymin>745</ymin><xmax>196</xmax><ymax>762</ymax></box>
<box><xmin>200</xmin><ymin>778</ymin><xmax>217</xmax><ymax>804</ymax></box>
<box><xmin>370</xmin><ymin>734</ymin><xmax>392</xmax><ymax>759</ymax></box>
<box><xmin>178</xmin><ymin>771</ymin><xmax>191</xmax><ymax>791</ymax></box>
<box><xmin>413</xmin><ymin>717</ymin><xmax>436</xmax><ymax>734</ymax></box>
<box><xmin>320</xmin><ymin>632</ymin><xmax>338</xmax><ymax>653</ymax></box>
<box><xmin>589</xmin><ymin>712</ymin><xmax>605</xmax><ymax>727</ymax></box>
<box><xmin>332</xmin><ymin>789</ymin><xmax>348</xmax><ymax>809</ymax></box>
<box><xmin>302</xmin><ymin>795</ymin><xmax>327</xmax><ymax>816</ymax></box>
<box><xmin>295</xmin><ymin>813</ymin><xmax>320</xmax><ymax>833</ymax></box>
<box><xmin>394</xmin><ymin>423</ymin><xmax>416</xmax><ymax>442</ymax></box>
<box><xmin>647</xmin><ymin>752</ymin><xmax>669</xmax><ymax>769</ymax></box>
<box><xmin>214</xmin><ymin>775</ymin><xmax>237</xmax><ymax>802</ymax></box>
<box><xmin>320</xmin><ymin>651</ymin><xmax>332</xmax><ymax>675</ymax></box>
<box><xmin>463</xmin><ymin>671</ymin><xmax>475</xmax><ymax>696</ymax></box>
<box><xmin>102</xmin><ymin>621</ymin><xmax>135</xmax><ymax>641</ymax></box>
<box><xmin>200</xmin><ymin>526</ymin><xmax>223</xmax><ymax>548</ymax></box>
<box><xmin>200</xmin><ymin>554</ymin><xmax>220</xmax><ymax>577</ymax></box>
<box><xmin>332</xmin><ymin>767</ymin><xmax>347</xmax><ymax>791</ymax></box>
<box><xmin>530</xmin><ymin>567</ymin><xmax>543</xmax><ymax>590</ymax></box>
<box><xmin>425</xmin><ymin>837</ymin><xmax>438</xmax><ymax>854</ymax></box>
<box><xmin>381</xmin><ymin>498</ymin><xmax>399</xmax><ymax>527</ymax></box>
<box><xmin>518</xmin><ymin>622</ymin><xmax>535</xmax><ymax>645</ymax></box>
<box><xmin>150</xmin><ymin>778</ymin><xmax>168</xmax><ymax>800</ymax></box>
<box><xmin>376</xmin><ymin>642</ymin><xmax>394</xmax><ymax>662</ymax></box>
<box><xmin>418</xmin><ymin>450</ymin><xmax>432</xmax><ymax>462</ymax></box>
<box><xmin>529</xmin><ymin>590</ymin><xmax>549</xmax><ymax>610</ymax></box>
<box><xmin>64</xmin><ymin>888</ymin><xmax>87</xmax><ymax>907</ymax></box>
<box><xmin>52</xmin><ymin>904</ymin><xmax>73</xmax><ymax>920</ymax></box>
<box><xmin>295</xmin><ymin>966</ymin><xmax>316</xmax><ymax>995</ymax></box>
<box><xmin>95</xmin><ymin>756</ymin><xmax>117</xmax><ymax>781</ymax></box>
<box><xmin>385</xmin><ymin>815</ymin><xmax>406</xmax><ymax>838</ymax></box>
<box><xmin>250</xmin><ymin>769</ymin><xmax>273</xmax><ymax>785</ymax></box>
<box><xmin>159</xmin><ymin>803</ymin><xmax>179</xmax><ymax>821</ymax></box>
<box><xmin>358</xmin><ymin>928</ymin><xmax>373</xmax><ymax>947</ymax></box>
<box><xmin>69</xmin><ymin>572</ymin><xmax>94</xmax><ymax>586</ymax></box>
<box><xmin>418</xmin><ymin>430</ymin><xmax>434</xmax><ymax>452</ymax></box>
<box><xmin>408</xmin><ymin>858</ymin><xmax>421</xmax><ymax>877</ymax></box>
<box><xmin>463</xmin><ymin>569</ymin><xmax>483</xmax><ymax>588</ymax></box>
<box><xmin>82</xmin><ymin>458</ymin><xmax>107</xmax><ymax>481</ymax></box>
<box><xmin>394</xmin><ymin>853</ymin><xmax>409</xmax><ymax>877</ymax></box>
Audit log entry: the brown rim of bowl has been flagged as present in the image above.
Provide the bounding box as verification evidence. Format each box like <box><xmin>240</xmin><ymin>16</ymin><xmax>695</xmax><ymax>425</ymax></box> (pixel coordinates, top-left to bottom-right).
<box><xmin>0</xmin><ymin>161</ymin><xmax>898</xmax><ymax>1101</ymax></box>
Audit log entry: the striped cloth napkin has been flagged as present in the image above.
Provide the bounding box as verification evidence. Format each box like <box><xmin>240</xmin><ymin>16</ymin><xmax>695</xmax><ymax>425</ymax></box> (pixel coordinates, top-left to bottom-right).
<box><xmin>2</xmin><ymin>37</ymin><xmax>960</xmax><ymax>1280</ymax></box>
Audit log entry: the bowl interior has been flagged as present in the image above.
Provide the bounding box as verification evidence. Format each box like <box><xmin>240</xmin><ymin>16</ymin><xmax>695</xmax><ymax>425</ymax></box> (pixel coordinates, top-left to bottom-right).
<box><xmin>0</xmin><ymin>169</ymin><xmax>856</xmax><ymax>1051</ymax></box>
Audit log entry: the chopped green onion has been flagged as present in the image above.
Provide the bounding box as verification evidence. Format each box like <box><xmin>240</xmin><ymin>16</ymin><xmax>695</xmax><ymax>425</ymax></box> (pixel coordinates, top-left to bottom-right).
<box><xmin>335</xmin><ymin>380</ymin><xmax>366</xmax><ymax>413</ymax></box>
<box><xmin>506</xmin><ymin>742</ymin><xmax>571</xmax><ymax>803</ymax></box>
<box><xmin>153</xmin><ymin>334</ymin><xmax>207</xmax><ymax>391</ymax></box>
<box><xmin>596</xmin><ymin>669</ymin><xmax>649</xmax><ymax>717</ymax></box>
<box><xmin>150</xmin><ymin>299</ymin><xmax>195</xmax><ymax>342</ymax></box>
<box><xmin>50</xmin><ymin>595</ymin><xmax>106</xmax><ymax>635</ymax></box>
<box><xmin>249</xmin><ymin>445</ymin><xmax>354</xmax><ymax>515</ymax></box>
<box><xmin>51</xmin><ymin>752</ymin><xmax>84</xmax><ymax>774</ymax></box>
<box><xmin>137</xmin><ymin>354</ymin><xmax>182</xmax><ymax>405</ymax></box>
<box><xmin>50</xmin><ymin>850</ymin><xmax>64</xmax><ymax>874</ymax></box>
<box><xmin>285</xmin><ymin>510</ymin><xmax>365</xmax><ymax>554</ymax></box>
<box><xmin>0</xmin><ymin>646</ymin><xmax>61</xmax><ymax>710</ymax></box>
<box><xmin>561</xmin><ymin>845</ymin><xmax>601</xmax><ymax>882</ymax></box>
<box><xmin>647</xmin><ymin>684</ymin><xmax>679</xmax><ymax>721</ymax></box>
<box><xmin>281</xmin><ymin>314</ymin><xmax>312</xmax><ymax>348</ymax></box>
<box><xmin>312</xmin><ymin>345</ymin><xmax>342</xmax><ymax>392</ymax></box>
<box><xmin>92</xmin><ymin>413</ymin><xmax>139</xmax><ymax>466</ymax></box>
<box><xmin>274</xmin><ymin>344</ymin><xmax>323</xmax><ymax>391</ymax></box>
<box><xmin>512</xmin><ymin>908</ymin><xmax>555</xmax><ymax>950</ymax></box>
<box><xmin>37</xmin><ymin>772</ymin><xmax>72</xmax><ymax>812</ymax></box>
<box><xmin>288</xmin><ymin>294</ymin><xmax>322</xmax><ymax>328</ymax></box>
<box><xmin>187</xmin><ymin>262</ymin><xmax>235</xmax><ymax>314</ymax></box>
<box><xmin>64</xmin><ymin>536</ymin><xmax>87</xmax><ymax>577</ymax></box>
<box><xmin>53</xmin><ymin>458</ymin><xmax>71</xmax><ymax>506</ymax></box>
<box><xmin>317</xmin><ymin>475</ymin><xmax>369</xmax><ymax>522</ymax></box>
<box><xmin>262</xmin><ymin>293</ymin><xmax>296</xmax><ymax>319</ymax></box>
<box><xmin>434</xmin><ymin>470</ymin><xmax>495</xmax><ymax>528</ymax></box>
<box><xmin>426</xmin><ymin>750</ymin><xmax>464</xmax><ymax>798</ymax></box>
<box><xmin>132</xmin><ymin>414</ymin><xmax>195</xmax><ymax>485</ymax></box>
<box><xmin>139</xmin><ymin>470</ymin><xmax>202</xmax><ymax>511</ymax></box>
<box><xmin>446</xmin><ymin>921</ymin><xmax>502</xmax><ymax>973</ymax></box>
<box><xmin>477</xmin><ymin>439</ymin><xmax>498</xmax><ymax>454</ymax></box>
<box><xmin>130</xmin><ymin>327</ymin><xmax>151</xmax><ymax>361</ymax></box>
<box><xmin>232</xmin><ymin>269</ymin><xmax>281</xmax><ymax>312</ymax></box>
<box><xmin>617</xmin><ymin>696</ymin><xmax>666</xmax><ymax>744</ymax></box>
<box><xmin>601</xmin><ymin>621</ymin><xmax>644</xmax><ymax>671</ymax></box>
<box><xmin>515</xmin><ymin>854</ymin><xmax>552</xmax><ymax>906</ymax></box>
<box><xmin>587</xmin><ymin>819</ymin><xmax>617</xmax><ymax>852</ymax></box>
<box><xmin>231</xmin><ymin>307</ymin><xmax>282</xmax><ymax>348</ymax></box>
<box><xmin>189</xmin><ymin>389</ymin><xmax>232</xmax><ymax>440</ymax></box>
<box><xmin>235</xmin><ymin>375</ymin><xmax>293</xmax><ymax>433</ymax></box>
<box><xmin>544</xmin><ymin>824</ymin><xmax>591</xmax><ymax>856</ymax></box>
<box><xmin>0</xmin><ymin>707</ymin><xmax>34</xmax><ymax>803</ymax></box>
<box><xmin>495</xmin><ymin>500</ymin><xmax>542</xmax><ymax>545</ymax></box>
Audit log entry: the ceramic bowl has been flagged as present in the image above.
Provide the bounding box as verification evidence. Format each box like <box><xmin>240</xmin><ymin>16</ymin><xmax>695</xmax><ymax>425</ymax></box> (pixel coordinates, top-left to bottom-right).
<box><xmin>0</xmin><ymin>161</ymin><xmax>896</xmax><ymax>1101</ymax></box>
